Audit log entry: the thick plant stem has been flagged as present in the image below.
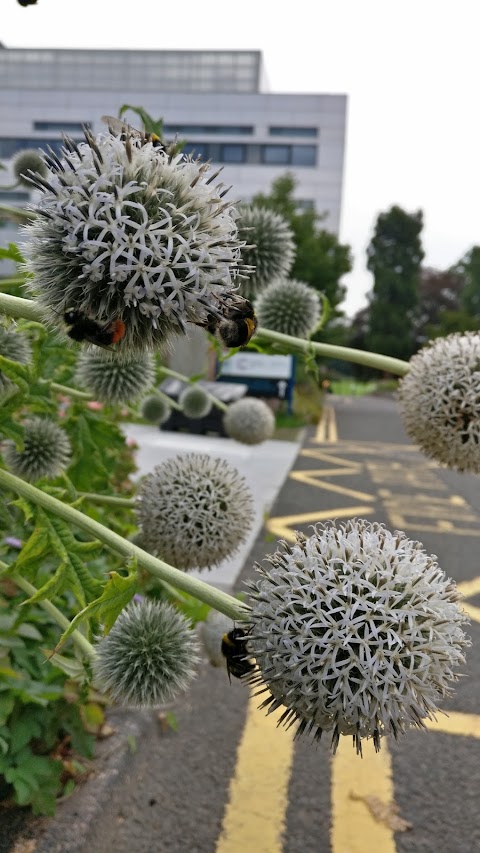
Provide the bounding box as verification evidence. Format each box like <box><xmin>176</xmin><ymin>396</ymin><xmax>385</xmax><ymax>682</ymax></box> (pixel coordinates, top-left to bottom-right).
<box><xmin>0</xmin><ymin>204</ymin><xmax>36</xmax><ymax>225</ymax></box>
<box><xmin>158</xmin><ymin>365</ymin><xmax>229</xmax><ymax>412</ymax></box>
<box><xmin>47</xmin><ymin>381</ymin><xmax>91</xmax><ymax>400</ymax></box>
<box><xmin>5</xmin><ymin>568</ymin><xmax>96</xmax><ymax>660</ymax></box>
<box><xmin>0</xmin><ymin>278</ymin><xmax>28</xmax><ymax>291</ymax></box>
<box><xmin>0</xmin><ymin>469</ymin><xmax>250</xmax><ymax>622</ymax></box>
<box><xmin>0</xmin><ymin>293</ymin><xmax>45</xmax><ymax>323</ymax></box>
<box><xmin>79</xmin><ymin>492</ymin><xmax>135</xmax><ymax>508</ymax></box>
<box><xmin>256</xmin><ymin>327</ymin><xmax>410</xmax><ymax>376</ymax></box>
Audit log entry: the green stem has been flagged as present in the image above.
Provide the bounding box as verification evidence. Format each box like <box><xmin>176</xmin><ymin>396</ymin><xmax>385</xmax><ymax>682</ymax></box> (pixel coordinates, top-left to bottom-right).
<box><xmin>158</xmin><ymin>365</ymin><xmax>228</xmax><ymax>412</ymax></box>
<box><xmin>0</xmin><ymin>293</ymin><xmax>45</xmax><ymax>323</ymax></box>
<box><xmin>0</xmin><ymin>204</ymin><xmax>36</xmax><ymax>225</ymax></box>
<box><xmin>3</xmin><ymin>566</ymin><xmax>96</xmax><ymax>661</ymax></box>
<box><xmin>0</xmin><ymin>469</ymin><xmax>250</xmax><ymax>622</ymax></box>
<box><xmin>256</xmin><ymin>327</ymin><xmax>410</xmax><ymax>377</ymax></box>
<box><xmin>46</xmin><ymin>381</ymin><xmax>91</xmax><ymax>400</ymax></box>
<box><xmin>79</xmin><ymin>492</ymin><xmax>135</xmax><ymax>508</ymax></box>
<box><xmin>156</xmin><ymin>387</ymin><xmax>183</xmax><ymax>412</ymax></box>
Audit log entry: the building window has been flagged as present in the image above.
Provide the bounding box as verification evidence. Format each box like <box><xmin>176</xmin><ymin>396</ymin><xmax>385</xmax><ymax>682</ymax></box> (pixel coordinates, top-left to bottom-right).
<box><xmin>269</xmin><ymin>126</ymin><xmax>318</xmax><ymax>138</ymax></box>
<box><xmin>221</xmin><ymin>144</ymin><xmax>246</xmax><ymax>163</ymax></box>
<box><xmin>182</xmin><ymin>142</ymin><xmax>209</xmax><ymax>160</ymax></box>
<box><xmin>295</xmin><ymin>199</ymin><xmax>315</xmax><ymax>211</ymax></box>
<box><xmin>163</xmin><ymin>124</ymin><xmax>253</xmax><ymax>136</ymax></box>
<box><xmin>291</xmin><ymin>145</ymin><xmax>317</xmax><ymax>166</ymax></box>
<box><xmin>0</xmin><ymin>190</ymin><xmax>30</xmax><ymax>202</ymax></box>
<box><xmin>262</xmin><ymin>145</ymin><xmax>290</xmax><ymax>165</ymax></box>
<box><xmin>0</xmin><ymin>138</ymin><xmax>83</xmax><ymax>158</ymax></box>
<box><xmin>33</xmin><ymin>121</ymin><xmax>89</xmax><ymax>133</ymax></box>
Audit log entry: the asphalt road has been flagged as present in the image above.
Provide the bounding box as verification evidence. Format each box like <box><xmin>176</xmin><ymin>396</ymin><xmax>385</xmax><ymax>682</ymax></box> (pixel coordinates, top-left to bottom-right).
<box><xmin>13</xmin><ymin>395</ymin><xmax>480</xmax><ymax>853</ymax></box>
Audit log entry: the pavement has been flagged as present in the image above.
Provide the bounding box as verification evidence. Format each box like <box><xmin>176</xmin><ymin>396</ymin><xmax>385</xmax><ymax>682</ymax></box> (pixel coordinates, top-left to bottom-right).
<box><xmin>122</xmin><ymin>423</ymin><xmax>302</xmax><ymax>590</ymax></box>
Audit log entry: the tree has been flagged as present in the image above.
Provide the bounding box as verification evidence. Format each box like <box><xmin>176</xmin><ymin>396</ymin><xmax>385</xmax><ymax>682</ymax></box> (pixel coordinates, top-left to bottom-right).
<box><xmin>366</xmin><ymin>205</ymin><xmax>424</xmax><ymax>361</ymax></box>
<box><xmin>455</xmin><ymin>246</ymin><xmax>480</xmax><ymax>318</ymax></box>
<box><xmin>252</xmin><ymin>174</ymin><xmax>352</xmax><ymax>318</ymax></box>
<box><xmin>413</xmin><ymin>267</ymin><xmax>465</xmax><ymax>345</ymax></box>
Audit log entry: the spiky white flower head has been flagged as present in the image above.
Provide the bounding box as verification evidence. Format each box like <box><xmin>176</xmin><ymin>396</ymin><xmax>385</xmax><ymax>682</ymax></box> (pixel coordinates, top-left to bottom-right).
<box><xmin>135</xmin><ymin>453</ymin><xmax>254</xmax><ymax>570</ymax></box>
<box><xmin>4</xmin><ymin>416</ymin><xmax>71</xmax><ymax>482</ymax></box>
<box><xmin>223</xmin><ymin>398</ymin><xmax>275</xmax><ymax>445</ymax></box>
<box><xmin>200</xmin><ymin>609</ymin><xmax>234</xmax><ymax>668</ymax></box>
<box><xmin>12</xmin><ymin>149</ymin><xmax>48</xmax><ymax>188</ymax></box>
<box><xmin>140</xmin><ymin>393</ymin><xmax>171</xmax><ymax>424</ymax></box>
<box><xmin>398</xmin><ymin>333</ymin><xmax>480</xmax><ymax>472</ymax></box>
<box><xmin>246</xmin><ymin>519</ymin><xmax>469</xmax><ymax>754</ymax></box>
<box><xmin>92</xmin><ymin>599</ymin><xmax>199</xmax><ymax>707</ymax></box>
<box><xmin>22</xmin><ymin>128</ymin><xmax>248</xmax><ymax>356</ymax></box>
<box><xmin>179</xmin><ymin>385</ymin><xmax>212</xmax><ymax>419</ymax></box>
<box><xmin>237</xmin><ymin>206</ymin><xmax>295</xmax><ymax>297</ymax></box>
<box><xmin>0</xmin><ymin>324</ymin><xmax>32</xmax><ymax>394</ymax></box>
<box><xmin>75</xmin><ymin>350</ymin><xmax>155</xmax><ymax>404</ymax></box>
<box><xmin>255</xmin><ymin>277</ymin><xmax>321</xmax><ymax>339</ymax></box>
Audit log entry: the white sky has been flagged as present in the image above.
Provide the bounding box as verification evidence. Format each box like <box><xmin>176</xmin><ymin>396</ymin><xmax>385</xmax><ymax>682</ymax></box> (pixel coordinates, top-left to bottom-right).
<box><xmin>4</xmin><ymin>0</ymin><xmax>480</xmax><ymax>316</ymax></box>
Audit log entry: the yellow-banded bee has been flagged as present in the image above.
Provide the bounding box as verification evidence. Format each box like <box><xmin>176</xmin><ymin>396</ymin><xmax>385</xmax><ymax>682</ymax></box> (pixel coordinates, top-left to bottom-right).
<box><xmin>221</xmin><ymin>626</ymin><xmax>256</xmax><ymax>682</ymax></box>
<box><xmin>101</xmin><ymin>115</ymin><xmax>165</xmax><ymax>150</ymax></box>
<box><xmin>194</xmin><ymin>295</ymin><xmax>258</xmax><ymax>349</ymax></box>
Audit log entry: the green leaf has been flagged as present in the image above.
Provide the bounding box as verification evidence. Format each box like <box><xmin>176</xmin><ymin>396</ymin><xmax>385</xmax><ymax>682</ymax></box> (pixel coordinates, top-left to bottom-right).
<box><xmin>0</xmin><ymin>243</ymin><xmax>26</xmax><ymax>264</ymax></box>
<box><xmin>0</xmin><ymin>354</ymin><xmax>30</xmax><ymax>392</ymax></box>
<box><xmin>44</xmin><ymin>651</ymin><xmax>87</xmax><ymax>680</ymax></box>
<box><xmin>56</xmin><ymin>568</ymin><xmax>137</xmax><ymax>650</ymax></box>
<box><xmin>118</xmin><ymin>104</ymin><xmax>164</xmax><ymax>137</ymax></box>
<box><xmin>14</xmin><ymin>522</ymin><xmax>51</xmax><ymax>572</ymax></box>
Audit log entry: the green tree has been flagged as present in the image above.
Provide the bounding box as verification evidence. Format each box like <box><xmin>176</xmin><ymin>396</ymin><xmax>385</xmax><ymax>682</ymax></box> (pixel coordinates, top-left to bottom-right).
<box><xmin>252</xmin><ymin>174</ymin><xmax>352</xmax><ymax>317</ymax></box>
<box><xmin>366</xmin><ymin>205</ymin><xmax>424</xmax><ymax>361</ymax></box>
<box><xmin>455</xmin><ymin>246</ymin><xmax>480</xmax><ymax>318</ymax></box>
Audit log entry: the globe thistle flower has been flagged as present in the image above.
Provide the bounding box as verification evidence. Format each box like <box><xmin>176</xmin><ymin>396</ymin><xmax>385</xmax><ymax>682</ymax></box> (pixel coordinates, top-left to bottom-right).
<box><xmin>4</xmin><ymin>416</ymin><xmax>71</xmax><ymax>482</ymax></box>
<box><xmin>0</xmin><ymin>324</ymin><xmax>32</xmax><ymax>394</ymax></box>
<box><xmin>398</xmin><ymin>333</ymin><xmax>480</xmax><ymax>473</ymax></box>
<box><xmin>255</xmin><ymin>277</ymin><xmax>321</xmax><ymax>339</ymax></box>
<box><xmin>200</xmin><ymin>609</ymin><xmax>235</xmax><ymax>668</ymax></box>
<box><xmin>179</xmin><ymin>385</ymin><xmax>212</xmax><ymax>419</ymax></box>
<box><xmin>246</xmin><ymin>519</ymin><xmax>469</xmax><ymax>754</ymax></box>
<box><xmin>93</xmin><ymin>599</ymin><xmax>199</xmax><ymax>707</ymax></box>
<box><xmin>223</xmin><ymin>398</ymin><xmax>275</xmax><ymax>445</ymax></box>
<box><xmin>12</xmin><ymin>149</ymin><xmax>48</xmax><ymax>188</ymax></box>
<box><xmin>75</xmin><ymin>350</ymin><xmax>155</xmax><ymax>405</ymax></box>
<box><xmin>237</xmin><ymin>206</ymin><xmax>295</xmax><ymax>297</ymax></box>
<box><xmin>135</xmin><ymin>453</ymin><xmax>254</xmax><ymax>571</ymax></box>
<box><xmin>140</xmin><ymin>393</ymin><xmax>171</xmax><ymax>425</ymax></box>
<box><xmin>22</xmin><ymin>128</ymin><xmax>249</xmax><ymax>356</ymax></box>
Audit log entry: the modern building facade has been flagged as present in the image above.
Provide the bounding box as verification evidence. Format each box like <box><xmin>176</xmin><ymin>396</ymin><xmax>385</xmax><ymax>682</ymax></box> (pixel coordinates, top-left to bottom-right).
<box><xmin>0</xmin><ymin>47</ymin><xmax>347</xmax><ymax>265</ymax></box>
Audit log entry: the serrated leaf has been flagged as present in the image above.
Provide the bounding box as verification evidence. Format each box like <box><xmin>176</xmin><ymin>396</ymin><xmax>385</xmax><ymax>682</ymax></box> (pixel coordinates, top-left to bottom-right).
<box><xmin>55</xmin><ymin>569</ymin><xmax>137</xmax><ymax>651</ymax></box>
<box><xmin>14</xmin><ymin>523</ymin><xmax>51</xmax><ymax>572</ymax></box>
<box><xmin>0</xmin><ymin>243</ymin><xmax>26</xmax><ymax>264</ymax></box>
<box><xmin>20</xmin><ymin>560</ymin><xmax>67</xmax><ymax>605</ymax></box>
<box><xmin>0</xmin><ymin>354</ymin><xmax>30</xmax><ymax>392</ymax></box>
<box><xmin>43</xmin><ymin>650</ymin><xmax>87</xmax><ymax>679</ymax></box>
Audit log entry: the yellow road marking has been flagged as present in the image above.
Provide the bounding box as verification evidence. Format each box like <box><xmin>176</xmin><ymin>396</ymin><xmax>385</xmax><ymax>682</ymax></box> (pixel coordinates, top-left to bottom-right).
<box><xmin>456</xmin><ymin>576</ymin><xmax>480</xmax><ymax>623</ymax></box>
<box><xmin>216</xmin><ymin>696</ymin><xmax>295</xmax><ymax>853</ymax></box>
<box><xmin>331</xmin><ymin>740</ymin><xmax>397</xmax><ymax>853</ymax></box>
<box><xmin>267</xmin><ymin>506</ymin><xmax>376</xmax><ymax>542</ymax></box>
<box><xmin>315</xmin><ymin>405</ymin><xmax>338</xmax><ymax>443</ymax></box>
<box><xmin>425</xmin><ymin>711</ymin><xmax>480</xmax><ymax>738</ymax></box>
<box><xmin>289</xmin><ymin>469</ymin><xmax>375</xmax><ymax>503</ymax></box>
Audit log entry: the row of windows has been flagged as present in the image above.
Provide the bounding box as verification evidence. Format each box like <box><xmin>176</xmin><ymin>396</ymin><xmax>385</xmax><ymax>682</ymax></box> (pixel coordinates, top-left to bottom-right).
<box><xmin>32</xmin><ymin>121</ymin><xmax>318</xmax><ymax>138</ymax></box>
<box><xmin>182</xmin><ymin>142</ymin><xmax>317</xmax><ymax>166</ymax></box>
<box><xmin>0</xmin><ymin>137</ymin><xmax>318</xmax><ymax>167</ymax></box>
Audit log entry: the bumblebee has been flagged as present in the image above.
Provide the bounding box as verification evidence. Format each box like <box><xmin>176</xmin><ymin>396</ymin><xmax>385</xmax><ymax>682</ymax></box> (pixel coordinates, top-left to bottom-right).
<box><xmin>194</xmin><ymin>296</ymin><xmax>258</xmax><ymax>349</ymax></box>
<box><xmin>63</xmin><ymin>311</ymin><xmax>126</xmax><ymax>348</ymax></box>
<box><xmin>101</xmin><ymin>115</ymin><xmax>165</xmax><ymax>150</ymax></box>
<box><xmin>221</xmin><ymin>626</ymin><xmax>256</xmax><ymax>683</ymax></box>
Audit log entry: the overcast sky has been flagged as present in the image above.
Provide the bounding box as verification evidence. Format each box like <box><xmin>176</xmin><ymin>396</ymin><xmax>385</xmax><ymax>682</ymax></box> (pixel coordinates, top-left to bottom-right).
<box><xmin>4</xmin><ymin>0</ymin><xmax>480</xmax><ymax>316</ymax></box>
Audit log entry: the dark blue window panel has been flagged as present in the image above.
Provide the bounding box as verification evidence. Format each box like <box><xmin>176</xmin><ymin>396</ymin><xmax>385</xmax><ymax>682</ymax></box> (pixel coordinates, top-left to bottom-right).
<box><xmin>0</xmin><ymin>190</ymin><xmax>30</xmax><ymax>201</ymax></box>
<box><xmin>164</xmin><ymin>124</ymin><xmax>253</xmax><ymax>135</ymax></box>
<box><xmin>262</xmin><ymin>145</ymin><xmax>290</xmax><ymax>165</ymax></box>
<box><xmin>0</xmin><ymin>138</ymin><xmax>83</xmax><ymax>158</ymax></box>
<box><xmin>34</xmin><ymin>121</ymin><xmax>89</xmax><ymax>132</ymax></box>
<box><xmin>269</xmin><ymin>126</ymin><xmax>318</xmax><ymax>138</ymax></box>
<box><xmin>182</xmin><ymin>142</ymin><xmax>209</xmax><ymax>159</ymax></box>
<box><xmin>291</xmin><ymin>145</ymin><xmax>317</xmax><ymax>166</ymax></box>
<box><xmin>221</xmin><ymin>144</ymin><xmax>246</xmax><ymax>163</ymax></box>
